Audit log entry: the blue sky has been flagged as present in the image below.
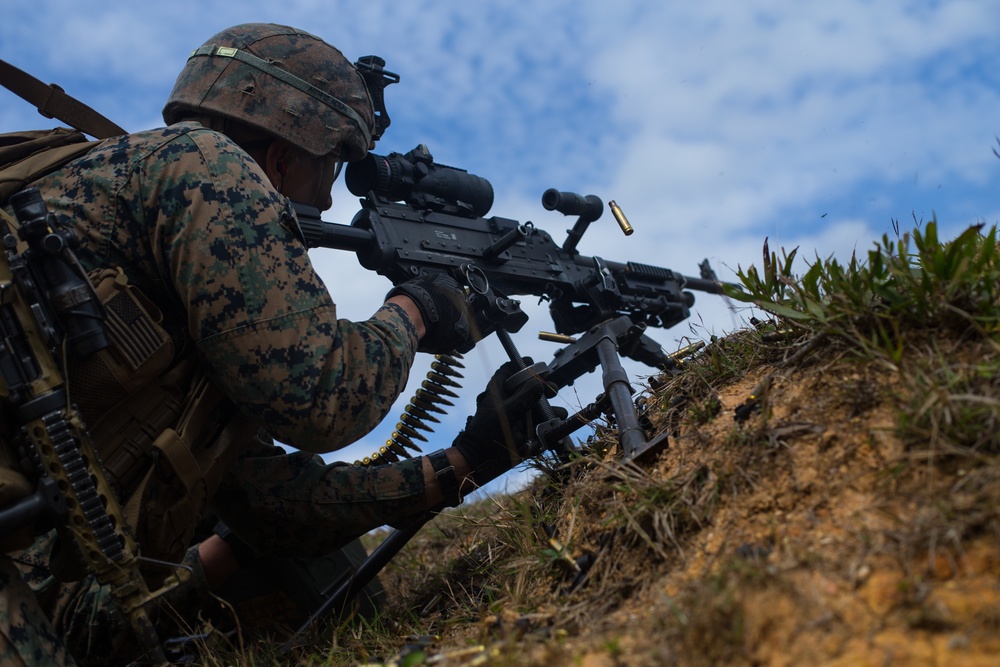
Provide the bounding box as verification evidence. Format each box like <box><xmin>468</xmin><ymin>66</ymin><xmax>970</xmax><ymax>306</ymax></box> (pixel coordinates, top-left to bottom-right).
<box><xmin>3</xmin><ymin>0</ymin><xmax>998</xmax><ymax>489</ymax></box>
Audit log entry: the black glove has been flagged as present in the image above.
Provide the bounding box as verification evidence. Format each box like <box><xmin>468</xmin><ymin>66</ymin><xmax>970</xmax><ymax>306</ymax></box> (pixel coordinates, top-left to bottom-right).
<box><xmin>453</xmin><ymin>359</ymin><xmax>553</xmax><ymax>485</ymax></box>
<box><xmin>387</xmin><ymin>273</ymin><xmax>476</xmax><ymax>354</ymax></box>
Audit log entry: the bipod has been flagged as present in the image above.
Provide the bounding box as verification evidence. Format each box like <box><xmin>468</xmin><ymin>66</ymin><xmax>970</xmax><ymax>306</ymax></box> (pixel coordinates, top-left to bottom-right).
<box><xmin>538</xmin><ymin>315</ymin><xmax>670</xmax><ymax>462</ymax></box>
<box><xmin>280</xmin><ymin>318</ymin><xmax>667</xmax><ymax>651</ymax></box>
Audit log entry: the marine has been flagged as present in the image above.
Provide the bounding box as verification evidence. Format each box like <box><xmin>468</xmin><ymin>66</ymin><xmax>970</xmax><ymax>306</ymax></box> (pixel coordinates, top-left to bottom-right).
<box><xmin>0</xmin><ymin>23</ymin><xmax>544</xmax><ymax>665</ymax></box>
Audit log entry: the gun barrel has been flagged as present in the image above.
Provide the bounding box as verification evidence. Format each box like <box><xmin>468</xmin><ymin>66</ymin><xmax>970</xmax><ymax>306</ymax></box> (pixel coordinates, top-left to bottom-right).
<box><xmin>682</xmin><ymin>275</ymin><xmax>727</xmax><ymax>294</ymax></box>
<box><xmin>306</xmin><ymin>221</ymin><xmax>374</xmax><ymax>252</ymax></box>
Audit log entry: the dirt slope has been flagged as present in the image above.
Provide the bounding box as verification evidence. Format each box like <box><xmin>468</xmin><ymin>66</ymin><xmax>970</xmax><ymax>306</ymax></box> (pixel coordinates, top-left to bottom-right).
<box><xmin>367</xmin><ymin>328</ymin><xmax>1000</xmax><ymax>667</ymax></box>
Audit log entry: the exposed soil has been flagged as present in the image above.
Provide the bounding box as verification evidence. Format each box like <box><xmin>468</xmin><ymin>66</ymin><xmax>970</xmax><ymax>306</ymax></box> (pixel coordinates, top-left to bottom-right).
<box><xmin>366</xmin><ymin>331</ymin><xmax>1000</xmax><ymax>666</ymax></box>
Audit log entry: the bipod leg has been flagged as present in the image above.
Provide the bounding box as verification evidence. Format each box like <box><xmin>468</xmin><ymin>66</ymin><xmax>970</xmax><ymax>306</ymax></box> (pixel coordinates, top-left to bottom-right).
<box><xmin>595</xmin><ymin>336</ymin><xmax>661</xmax><ymax>462</ymax></box>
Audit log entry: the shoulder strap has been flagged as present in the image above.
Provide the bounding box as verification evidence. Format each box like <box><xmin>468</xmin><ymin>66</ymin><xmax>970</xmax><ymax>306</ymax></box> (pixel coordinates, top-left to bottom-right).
<box><xmin>0</xmin><ymin>58</ymin><xmax>126</xmax><ymax>139</ymax></box>
<box><xmin>0</xmin><ymin>129</ymin><xmax>100</xmax><ymax>202</ymax></box>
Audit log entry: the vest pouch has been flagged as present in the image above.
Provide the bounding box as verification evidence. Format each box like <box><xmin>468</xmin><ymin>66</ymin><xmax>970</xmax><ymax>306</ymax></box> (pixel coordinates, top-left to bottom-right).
<box><xmin>0</xmin><ymin>128</ymin><xmax>98</xmax><ymax>202</ymax></box>
<box><xmin>138</xmin><ymin>426</ymin><xmax>209</xmax><ymax>565</ymax></box>
<box><xmin>0</xmin><ymin>467</ymin><xmax>32</xmax><ymax>508</ymax></box>
<box><xmin>69</xmin><ymin>268</ymin><xmax>174</xmax><ymax>423</ymax></box>
<box><xmin>0</xmin><ymin>409</ymin><xmax>38</xmax><ymax>551</ymax></box>
<box><xmin>0</xmin><ymin>466</ymin><xmax>36</xmax><ymax>553</ymax></box>
<box><xmin>131</xmin><ymin>374</ymin><xmax>257</xmax><ymax>565</ymax></box>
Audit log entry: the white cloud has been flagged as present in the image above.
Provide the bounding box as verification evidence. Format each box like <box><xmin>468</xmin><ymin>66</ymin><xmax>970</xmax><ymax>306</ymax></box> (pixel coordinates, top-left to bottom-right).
<box><xmin>3</xmin><ymin>0</ymin><xmax>998</xmax><ymax>484</ymax></box>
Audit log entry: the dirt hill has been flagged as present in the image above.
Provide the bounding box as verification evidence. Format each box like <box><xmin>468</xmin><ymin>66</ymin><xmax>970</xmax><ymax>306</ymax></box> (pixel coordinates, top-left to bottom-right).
<box><xmin>326</xmin><ymin>224</ymin><xmax>999</xmax><ymax>667</ymax></box>
<box><xmin>232</xmin><ymin>223</ymin><xmax>997</xmax><ymax>667</ymax></box>
<box><xmin>352</xmin><ymin>330</ymin><xmax>997</xmax><ymax>667</ymax></box>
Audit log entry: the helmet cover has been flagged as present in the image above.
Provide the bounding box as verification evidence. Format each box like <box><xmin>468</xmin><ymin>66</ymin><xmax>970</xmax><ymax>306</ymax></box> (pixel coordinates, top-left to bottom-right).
<box><xmin>163</xmin><ymin>23</ymin><xmax>375</xmax><ymax>161</ymax></box>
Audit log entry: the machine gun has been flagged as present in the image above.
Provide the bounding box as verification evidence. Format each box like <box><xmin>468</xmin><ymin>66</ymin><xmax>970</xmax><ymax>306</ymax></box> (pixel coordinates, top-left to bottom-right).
<box><xmin>278</xmin><ymin>146</ymin><xmax>731</xmax><ymax>650</ymax></box>
<box><xmin>293</xmin><ymin>144</ymin><xmax>726</xmax><ymax>367</ymax></box>
<box><xmin>293</xmin><ymin>144</ymin><xmax>733</xmax><ymax>459</ymax></box>
<box><xmin>0</xmin><ymin>188</ymin><xmax>176</xmax><ymax>666</ymax></box>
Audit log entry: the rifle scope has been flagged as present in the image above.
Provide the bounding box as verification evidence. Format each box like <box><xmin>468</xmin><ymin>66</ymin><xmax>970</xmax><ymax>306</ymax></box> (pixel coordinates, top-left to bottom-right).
<box><xmin>345</xmin><ymin>144</ymin><xmax>494</xmax><ymax>218</ymax></box>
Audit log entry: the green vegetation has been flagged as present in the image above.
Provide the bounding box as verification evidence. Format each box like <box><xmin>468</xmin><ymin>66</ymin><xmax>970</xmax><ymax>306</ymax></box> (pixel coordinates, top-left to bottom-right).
<box><xmin>728</xmin><ymin>221</ymin><xmax>998</xmax><ymax>359</ymax></box>
<box><xmin>731</xmin><ymin>219</ymin><xmax>999</xmax><ymax>454</ymax></box>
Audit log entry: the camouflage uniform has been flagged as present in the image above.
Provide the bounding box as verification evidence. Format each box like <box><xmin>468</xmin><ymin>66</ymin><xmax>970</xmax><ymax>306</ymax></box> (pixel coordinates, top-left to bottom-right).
<box><xmin>43</xmin><ymin>122</ymin><xmax>416</xmax><ymax>451</ymax></box>
<box><xmin>0</xmin><ymin>122</ymin><xmax>432</xmax><ymax>664</ymax></box>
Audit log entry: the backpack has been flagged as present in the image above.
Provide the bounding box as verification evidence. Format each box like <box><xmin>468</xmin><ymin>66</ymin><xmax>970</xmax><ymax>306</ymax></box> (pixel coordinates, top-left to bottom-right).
<box><xmin>0</xmin><ymin>58</ymin><xmax>255</xmax><ymax>566</ymax></box>
<box><xmin>0</xmin><ymin>57</ymin><xmax>126</xmax><ymax>202</ymax></box>
<box><xmin>0</xmin><ymin>128</ymin><xmax>99</xmax><ymax>201</ymax></box>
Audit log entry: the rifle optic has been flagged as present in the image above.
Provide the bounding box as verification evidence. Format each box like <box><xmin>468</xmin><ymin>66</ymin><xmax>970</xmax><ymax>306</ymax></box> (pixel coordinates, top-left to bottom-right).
<box><xmin>345</xmin><ymin>144</ymin><xmax>494</xmax><ymax>218</ymax></box>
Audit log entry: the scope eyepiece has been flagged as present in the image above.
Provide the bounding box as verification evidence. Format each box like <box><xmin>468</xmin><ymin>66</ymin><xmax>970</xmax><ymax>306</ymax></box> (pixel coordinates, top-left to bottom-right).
<box><xmin>9</xmin><ymin>188</ymin><xmax>51</xmax><ymax>241</ymax></box>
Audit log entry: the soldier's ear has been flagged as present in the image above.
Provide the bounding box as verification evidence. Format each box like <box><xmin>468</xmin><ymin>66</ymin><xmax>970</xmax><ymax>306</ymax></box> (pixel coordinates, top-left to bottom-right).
<box><xmin>262</xmin><ymin>140</ymin><xmax>295</xmax><ymax>190</ymax></box>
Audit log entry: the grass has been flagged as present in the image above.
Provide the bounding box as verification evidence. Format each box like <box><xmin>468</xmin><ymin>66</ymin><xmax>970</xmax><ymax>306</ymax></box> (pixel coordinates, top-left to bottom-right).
<box><xmin>726</xmin><ymin>221</ymin><xmax>999</xmax><ymax>362</ymax></box>
<box><xmin>215</xmin><ymin>220</ymin><xmax>999</xmax><ymax>665</ymax></box>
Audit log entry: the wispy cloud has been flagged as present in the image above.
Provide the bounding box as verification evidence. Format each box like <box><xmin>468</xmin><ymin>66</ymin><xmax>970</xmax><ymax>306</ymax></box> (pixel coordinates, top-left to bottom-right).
<box><xmin>3</xmin><ymin>0</ymin><xmax>997</xmax><ymax>472</ymax></box>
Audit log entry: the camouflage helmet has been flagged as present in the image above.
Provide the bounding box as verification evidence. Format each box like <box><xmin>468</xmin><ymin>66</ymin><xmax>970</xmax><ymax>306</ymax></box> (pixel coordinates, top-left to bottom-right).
<box><xmin>163</xmin><ymin>23</ymin><xmax>375</xmax><ymax>161</ymax></box>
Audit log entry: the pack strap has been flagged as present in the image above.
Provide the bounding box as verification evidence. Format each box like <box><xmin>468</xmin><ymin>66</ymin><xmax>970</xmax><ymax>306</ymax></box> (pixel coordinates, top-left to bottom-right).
<box><xmin>0</xmin><ymin>59</ymin><xmax>126</xmax><ymax>139</ymax></box>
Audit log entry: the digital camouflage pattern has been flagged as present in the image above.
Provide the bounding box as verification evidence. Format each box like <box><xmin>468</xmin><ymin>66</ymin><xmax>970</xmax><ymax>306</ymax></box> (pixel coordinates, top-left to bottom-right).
<box><xmin>0</xmin><ymin>558</ymin><xmax>78</xmax><ymax>666</ymax></box>
<box><xmin>11</xmin><ymin>532</ymin><xmax>191</xmax><ymax>666</ymax></box>
<box><xmin>0</xmin><ymin>122</ymin><xmax>432</xmax><ymax>664</ymax></box>
<box><xmin>162</xmin><ymin>23</ymin><xmax>375</xmax><ymax>161</ymax></box>
<box><xmin>30</xmin><ymin>121</ymin><xmax>416</xmax><ymax>453</ymax></box>
<box><xmin>212</xmin><ymin>435</ymin><xmax>427</xmax><ymax>556</ymax></box>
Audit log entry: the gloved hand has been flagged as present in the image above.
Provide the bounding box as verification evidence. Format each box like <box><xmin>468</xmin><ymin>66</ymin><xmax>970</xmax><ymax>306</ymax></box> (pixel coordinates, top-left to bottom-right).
<box><xmin>386</xmin><ymin>273</ymin><xmax>477</xmax><ymax>354</ymax></box>
<box><xmin>453</xmin><ymin>359</ymin><xmax>558</xmax><ymax>485</ymax></box>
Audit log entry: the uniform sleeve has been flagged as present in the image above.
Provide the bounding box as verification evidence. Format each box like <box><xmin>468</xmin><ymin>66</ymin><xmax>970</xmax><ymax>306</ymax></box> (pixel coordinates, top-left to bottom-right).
<box><xmin>210</xmin><ymin>434</ymin><xmax>429</xmax><ymax>557</ymax></box>
<box><xmin>133</xmin><ymin>129</ymin><xmax>417</xmax><ymax>453</ymax></box>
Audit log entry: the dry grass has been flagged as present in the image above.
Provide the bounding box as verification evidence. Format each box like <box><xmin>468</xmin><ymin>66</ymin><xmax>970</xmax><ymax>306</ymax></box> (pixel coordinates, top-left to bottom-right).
<box><xmin>220</xmin><ymin>222</ymin><xmax>1000</xmax><ymax>665</ymax></box>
